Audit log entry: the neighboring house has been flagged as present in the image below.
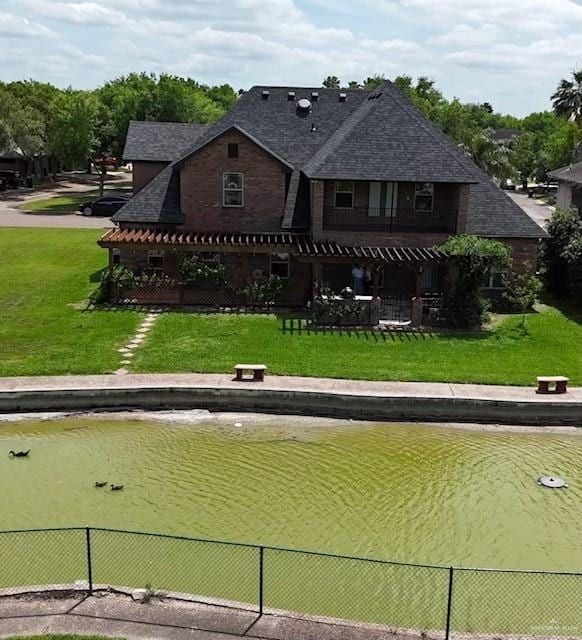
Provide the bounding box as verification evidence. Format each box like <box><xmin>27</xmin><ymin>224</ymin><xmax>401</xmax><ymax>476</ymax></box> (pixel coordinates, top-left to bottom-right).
<box><xmin>0</xmin><ymin>145</ymin><xmax>58</xmax><ymax>180</ymax></box>
<box><xmin>548</xmin><ymin>161</ymin><xmax>582</xmax><ymax>212</ymax></box>
<box><xmin>123</xmin><ymin>121</ymin><xmax>210</xmax><ymax>194</ymax></box>
<box><xmin>99</xmin><ymin>83</ymin><xmax>545</xmax><ymax>318</ymax></box>
<box><xmin>489</xmin><ymin>128</ymin><xmax>522</xmax><ymax>145</ymax></box>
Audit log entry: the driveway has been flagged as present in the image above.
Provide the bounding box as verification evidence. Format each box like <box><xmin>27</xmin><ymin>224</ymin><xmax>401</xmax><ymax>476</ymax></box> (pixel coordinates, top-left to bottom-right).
<box><xmin>506</xmin><ymin>191</ymin><xmax>553</xmax><ymax>229</ymax></box>
<box><xmin>0</xmin><ymin>172</ymin><xmax>125</xmax><ymax>229</ymax></box>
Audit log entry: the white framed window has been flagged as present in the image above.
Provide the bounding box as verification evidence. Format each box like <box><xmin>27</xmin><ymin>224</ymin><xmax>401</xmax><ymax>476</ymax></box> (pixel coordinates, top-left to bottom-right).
<box><xmin>334</xmin><ymin>181</ymin><xmax>354</xmax><ymax>208</ymax></box>
<box><xmin>147</xmin><ymin>250</ymin><xmax>164</xmax><ymax>273</ymax></box>
<box><xmin>270</xmin><ymin>253</ymin><xmax>290</xmax><ymax>279</ymax></box>
<box><xmin>414</xmin><ymin>183</ymin><xmax>434</xmax><ymax>212</ymax></box>
<box><xmin>485</xmin><ymin>267</ymin><xmax>508</xmax><ymax>289</ymax></box>
<box><xmin>223</xmin><ymin>172</ymin><xmax>244</xmax><ymax>207</ymax></box>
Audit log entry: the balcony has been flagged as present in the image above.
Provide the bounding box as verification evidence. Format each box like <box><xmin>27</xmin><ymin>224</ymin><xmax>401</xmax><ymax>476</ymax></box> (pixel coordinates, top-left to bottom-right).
<box><xmin>322</xmin><ymin>207</ymin><xmax>458</xmax><ymax>233</ymax></box>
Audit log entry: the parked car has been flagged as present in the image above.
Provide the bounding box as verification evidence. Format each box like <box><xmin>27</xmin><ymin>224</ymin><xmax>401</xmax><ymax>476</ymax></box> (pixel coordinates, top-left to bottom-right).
<box><xmin>93</xmin><ymin>156</ymin><xmax>118</xmax><ymax>167</ymax></box>
<box><xmin>78</xmin><ymin>196</ymin><xmax>129</xmax><ymax>217</ymax></box>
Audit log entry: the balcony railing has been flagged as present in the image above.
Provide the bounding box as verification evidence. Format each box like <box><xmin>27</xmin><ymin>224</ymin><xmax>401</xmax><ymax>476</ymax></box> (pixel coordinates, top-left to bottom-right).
<box><xmin>322</xmin><ymin>207</ymin><xmax>458</xmax><ymax>233</ymax></box>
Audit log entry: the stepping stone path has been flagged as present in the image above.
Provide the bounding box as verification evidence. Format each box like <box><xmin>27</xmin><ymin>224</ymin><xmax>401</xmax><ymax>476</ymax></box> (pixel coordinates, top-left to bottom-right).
<box><xmin>114</xmin><ymin>308</ymin><xmax>164</xmax><ymax>375</ymax></box>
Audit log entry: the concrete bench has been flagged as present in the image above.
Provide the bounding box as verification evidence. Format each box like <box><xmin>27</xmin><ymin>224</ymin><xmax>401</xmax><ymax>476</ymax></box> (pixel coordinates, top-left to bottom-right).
<box><xmin>537</xmin><ymin>376</ymin><xmax>569</xmax><ymax>394</ymax></box>
<box><xmin>234</xmin><ymin>364</ymin><xmax>267</xmax><ymax>382</ymax></box>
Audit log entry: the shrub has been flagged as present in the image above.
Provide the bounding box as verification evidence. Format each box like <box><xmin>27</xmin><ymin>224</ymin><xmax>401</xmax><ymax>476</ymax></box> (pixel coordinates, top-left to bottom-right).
<box><xmin>439</xmin><ymin>235</ymin><xmax>511</xmax><ymax>329</ymax></box>
<box><xmin>241</xmin><ymin>275</ymin><xmax>283</xmax><ymax>307</ymax></box>
<box><xmin>543</xmin><ymin>208</ymin><xmax>582</xmax><ymax>297</ymax></box>
<box><xmin>503</xmin><ymin>265</ymin><xmax>543</xmax><ymax>325</ymax></box>
<box><xmin>310</xmin><ymin>287</ymin><xmax>367</xmax><ymax>325</ymax></box>
<box><xmin>178</xmin><ymin>255</ymin><xmax>227</xmax><ymax>286</ymax></box>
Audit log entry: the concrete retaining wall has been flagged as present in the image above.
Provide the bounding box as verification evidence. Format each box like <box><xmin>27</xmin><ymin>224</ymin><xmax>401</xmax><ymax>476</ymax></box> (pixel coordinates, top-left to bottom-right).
<box><xmin>1</xmin><ymin>385</ymin><xmax>581</xmax><ymax>426</ymax></box>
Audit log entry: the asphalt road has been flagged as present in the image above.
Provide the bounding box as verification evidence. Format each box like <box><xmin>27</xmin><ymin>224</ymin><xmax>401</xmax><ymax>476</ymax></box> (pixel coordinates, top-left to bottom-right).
<box><xmin>0</xmin><ymin>175</ymin><xmax>121</xmax><ymax>229</ymax></box>
<box><xmin>506</xmin><ymin>191</ymin><xmax>553</xmax><ymax>229</ymax></box>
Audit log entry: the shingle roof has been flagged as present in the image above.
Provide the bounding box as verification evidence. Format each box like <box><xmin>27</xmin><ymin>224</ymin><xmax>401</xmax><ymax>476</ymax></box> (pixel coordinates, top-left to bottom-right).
<box><xmin>548</xmin><ymin>161</ymin><xmax>582</xmax><ymax>186</ymax></box>
<box><xmin>114</xmin><ymin>165</ymin><xmax>183</xmax><ymax>224</ymax></box>
<box><xmin>304</xmin><ymin>85</ymin><xmax>479</xmax><ymax>183</ymax></box>
<box><xmin>123</xmin><ymin>121</ymin><xmax>210</xmax><ymax>162</ymax></box>
<box><xmin>114</xmin><ymin>83</ymin><xmax>545</xmax><ymax>238</ymax></box>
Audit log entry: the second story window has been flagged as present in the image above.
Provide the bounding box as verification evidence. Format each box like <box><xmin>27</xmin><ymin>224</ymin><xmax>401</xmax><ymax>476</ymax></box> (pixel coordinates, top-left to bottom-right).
<box><xmin>223</xmin><ymin>172</ymin><xmax>244</xmax><ymax>207</ymax></box>
<box><xmin>414</xmin><ymin>183</ymin><xmax>434</xmax><ymax>212</ymax></box>
<box><xmin>228</xmin><ymin>143</ymin><xmax>239</xmax><ymax>158</ymax></box>
<box><xmin>334</xmin><ymin>181</ymin><xmax>354</xmax><ymax>208</ymax></box>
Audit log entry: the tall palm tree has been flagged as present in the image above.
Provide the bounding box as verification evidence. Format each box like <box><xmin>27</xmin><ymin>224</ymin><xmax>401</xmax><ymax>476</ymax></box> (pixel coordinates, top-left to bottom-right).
<box><xmin>551</xmin><ymin>70</ymin><xmax>582</xmax><ymax>125</ymax></box>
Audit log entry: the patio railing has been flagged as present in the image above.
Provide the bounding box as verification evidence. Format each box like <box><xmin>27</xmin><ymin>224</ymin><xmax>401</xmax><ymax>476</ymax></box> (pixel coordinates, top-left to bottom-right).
<box><xmin>323</xmin><ymin>206</ymin><xmax>458</xmax><ymax>232</ymax></box>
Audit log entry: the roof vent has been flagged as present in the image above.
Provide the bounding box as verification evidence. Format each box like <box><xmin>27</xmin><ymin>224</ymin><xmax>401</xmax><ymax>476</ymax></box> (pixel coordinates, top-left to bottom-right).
<box><xmin>297</xmin><ymin>98</ymin><xmax>312</xmax><ymax>112</ymax></box>
<box><xmin>261</xmin><ymin>90</ymin><xmax>270</xmax><ymax>100</ymax></box>
<box><xmin>339</xmin><ymin>92</ymin><xmax>347</xmax><ymax>102</ymax></box>
<box><xmin>287</xmin><ymin>91</ymin><xmax>296</xmax><ymax>101</ymax></box>
<box><xmin>310</xmin><ymin>123</ymin><xmax>317</xmax><ymax>132</ymax></box>
<box><xmin>311</xmin><ymin>91</ymin><xmax>319</xmax><ymax>101</ymax></box>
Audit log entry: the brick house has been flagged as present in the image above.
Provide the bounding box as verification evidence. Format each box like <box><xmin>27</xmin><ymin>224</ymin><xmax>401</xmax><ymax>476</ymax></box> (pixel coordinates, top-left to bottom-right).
<box><xmin>99</xmin><ymin>82</ymin><xmax>544</xmax><ymax>321</ymax></box>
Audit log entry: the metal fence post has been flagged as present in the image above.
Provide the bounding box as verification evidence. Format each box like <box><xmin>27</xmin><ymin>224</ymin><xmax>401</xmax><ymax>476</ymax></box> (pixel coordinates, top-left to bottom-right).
<box><xmin>258</xmin><ymin>545</ymin><xmax>264</xmax><ymax>616</ymax></box>
<box><xmin>445</xmin><ymin>566</ymin><xmax>454</xmax><ymax>640</ymax></box>
<box><xmin>85</xmin><ymin>526</ymin><xmax>93</xmax><ymax>595</ymax></box>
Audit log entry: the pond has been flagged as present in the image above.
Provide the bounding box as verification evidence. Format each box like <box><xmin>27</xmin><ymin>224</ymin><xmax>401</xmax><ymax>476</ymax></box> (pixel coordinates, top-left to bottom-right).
<box><xmin>1</xmin><ymin>412</ymin><xmax>581</xmax><ymax>571</ymax></box>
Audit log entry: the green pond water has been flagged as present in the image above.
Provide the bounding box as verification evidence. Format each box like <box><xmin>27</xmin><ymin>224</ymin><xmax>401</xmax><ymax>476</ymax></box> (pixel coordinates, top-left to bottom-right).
<box><xmin>1</xmin><ymin>412</ymin><xmax>581</xmax><ymax>572</ymax></box>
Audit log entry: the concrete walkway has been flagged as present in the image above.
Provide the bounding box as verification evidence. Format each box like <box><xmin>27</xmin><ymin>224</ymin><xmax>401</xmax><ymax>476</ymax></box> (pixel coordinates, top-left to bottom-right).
<box><xmin>0</xmin><ymin>373</ymin><xmax>580</xmax><ymax>426</ymax></box>
<box><xmin>0</xmin><ymin>591</ymin><xmax>396</xmax><ymax>640</ymax></box>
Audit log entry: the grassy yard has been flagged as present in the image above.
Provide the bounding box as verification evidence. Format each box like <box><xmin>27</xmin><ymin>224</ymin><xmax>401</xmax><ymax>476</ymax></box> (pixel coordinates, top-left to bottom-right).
<box><xmin>21</xmin><ymin>187</ymin><xmax>131</xmax><ymax>214</ymax></box>
<box><xmin>20</xmin><ymin>193</ymin><xmax>93</xmax><ymax>213</ymax></box>
<box><xmin>0</xmin><ymin>228</ymin><xmax>580</xmax><ymax>384</ymax></box>
<box><xmin>0</xmin><ymin>228</ymin><xmax>141</xmax><ymax>377</ymax></box>
<box><xmin>132</xmin><ymin>306</ymin><xmax>582</xmax><ymax>386</ymax></box>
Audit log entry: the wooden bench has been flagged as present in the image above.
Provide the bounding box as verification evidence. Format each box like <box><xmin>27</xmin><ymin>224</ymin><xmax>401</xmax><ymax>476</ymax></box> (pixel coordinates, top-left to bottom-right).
<box><xmin>537</xmin><ymin>376</ymin><xmax>569</xmax><ymax>394</ymax></box>
<box><xmin>234</xmin><ymin>364</ymin><xmax>267</xmax><ymax>382</ymax></box>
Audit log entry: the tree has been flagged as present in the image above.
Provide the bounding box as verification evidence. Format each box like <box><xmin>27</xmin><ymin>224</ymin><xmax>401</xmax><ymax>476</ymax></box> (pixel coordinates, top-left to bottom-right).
<box><xmin>463</xmin><ymin>130</ymin><xmax>512</xmax><ymax>181</ymax></box>
<box><xmin>503</xmin><ymin>267</ymin><xmax>543</xmax><ymax>326</ymax></box>
<box><xmin>510</xmin><ymin>132</ymin><xmax>536</xmax><ymax>189</ymax></box>
<box><xmin>363</xmin><ymin>75</ymin><xmax>385</xmax><ymax>90</ymax></box>
<box><xmin>48</xmin><ymin>90</ymin><xmax>98</xmax><ymax>169</ymax></box>
<box><xmin>322</xmin><ymin>75</ymin><xmax>340</xmax><ymax>88</ymax></box>
<box><xmin>439</xmin><ymin>235</ymin><xmax>512</xmax><ymax>328</ymax></box>
<box><xmin>552</xmin><ymin>70</ymin><xmax>582</xmax><ymax>126</ymax></box>
<box><xmin>0</xmin><ymin>87</ymin><xmax>46</xmax><ymax>157</ymax></box>
<box><xmin>347</xmin><ymin>80</ymin><xmax>361</xmax><ymax>89</ymax></box>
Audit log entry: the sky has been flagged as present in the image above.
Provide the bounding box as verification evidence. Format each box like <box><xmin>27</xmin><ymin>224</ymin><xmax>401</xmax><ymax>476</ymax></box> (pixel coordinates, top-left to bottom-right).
<box><xmin>1</xmin><ymin>0</ymin><xmax>582</xmax><ymax>116</ymax></box>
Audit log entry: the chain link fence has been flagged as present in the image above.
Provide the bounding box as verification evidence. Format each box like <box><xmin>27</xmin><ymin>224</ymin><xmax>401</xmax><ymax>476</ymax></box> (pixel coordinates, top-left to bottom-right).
<box><xmin>0</xmin><ymin>527</ymin><xmax>581</xmax><ymax>639</ymax></box>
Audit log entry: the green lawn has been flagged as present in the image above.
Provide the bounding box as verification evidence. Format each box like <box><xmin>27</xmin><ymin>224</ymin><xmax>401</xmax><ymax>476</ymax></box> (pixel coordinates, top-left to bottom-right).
<box><xmin>132</xmin><ymin>306</ymin><xmax>582</xmax><ymax>386</ymax></box>
<box><xmin>21</xmin><ymin>187</ymin><xmax>131</xmax><ymax>214</ymax></box>
<box><xmin>0</xmin><ymin>228</ymin><xmax>580</xmax><ymax>384</ymax></box>
<box><xmin>0</xmin><ymin>228</ymin><xmax>141</xmax><ymax>377</ymax></box>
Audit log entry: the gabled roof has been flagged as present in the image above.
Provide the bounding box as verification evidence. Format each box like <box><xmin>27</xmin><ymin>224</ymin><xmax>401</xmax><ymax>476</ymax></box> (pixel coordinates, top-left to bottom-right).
<box><xmin>123</xmin><ymin>121</ymin><xmax>209</xmax><ymax>162</ymax></box>
<box><xmin>548</xmin><ymin>161</ymin><xmax>582</xmax><ymax>186</ymax></box>
<box><xmin>174</xmin><ymin>124</ymin><xmax>294</xmax><ymax>170</ymax></box>
<box><xmin>304</xmin><ymin>84</ymin><xmax>479</xmax><ymax>183</ymax></box>
<box><xmin>114</xmin><ymin>83</ymin><xmax>546</xmax><ymax>239</ymax></box>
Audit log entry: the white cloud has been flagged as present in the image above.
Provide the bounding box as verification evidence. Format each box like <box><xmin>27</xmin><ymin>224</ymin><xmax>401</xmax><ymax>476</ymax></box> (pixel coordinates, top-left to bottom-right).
<box><xmin>0</xmin><ymin>12</ymin><xmax>53</xmax><ymax>37</ymax></box>
<box><xmin>427</xmin><ymin>24</ymin><xmax>500</xmax><ymax>47</ymax></box>
<box><xmin>21</xmin><ymin>0</ymin><xmax>128</xmax><ymax>26</ymax></box>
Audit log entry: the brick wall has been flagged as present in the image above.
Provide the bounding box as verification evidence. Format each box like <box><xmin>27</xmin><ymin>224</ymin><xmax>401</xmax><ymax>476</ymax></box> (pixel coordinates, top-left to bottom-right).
<box><xmin>502</xmin><ymin>238</ymin><xmax>540</xmax><ymax>275</ymax></box>
<box><xmin>132</xmin><ymin>161</ymin><xmax>169</xmax><ymax>194</ymax></box>
<box><xmin>180</xmin><ymin>129</ymin><xmax>289</xmax><ymax>231</ymax></box>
